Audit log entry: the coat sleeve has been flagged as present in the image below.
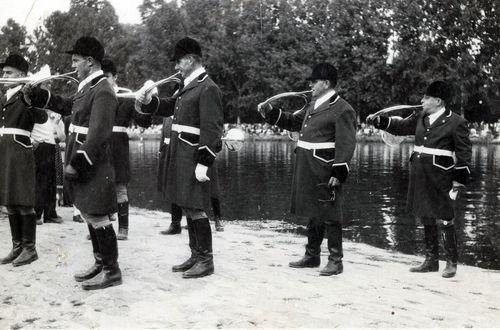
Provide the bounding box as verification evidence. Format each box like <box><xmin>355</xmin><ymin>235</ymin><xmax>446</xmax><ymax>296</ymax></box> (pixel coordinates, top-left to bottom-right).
<box><xmin>331</xmin><ymin>107</ymin><xmax>357</xmax><ymax>183</ymax></box>
<box><xmin>28</xmin><ymin>106</ymin><xmax>48</xmax><ymax>124</ymax></box>
<box><xmin>69</xmin><ymin>87</ymin><xmax>117</xmax><ymax>177</ymax></box>
<box><xmin>266</xmin><ymin>105</ymin><xmax>305</xmax><ymax>132</ymax></box>
<box><xmin>453</xmin><ymin>119</ymin><xmax>472</xmax><ymax>184</ymax></box>
<box><xmin>124</xmin><ymin>99</ymin><xmax>151</xmax><ymax>128</ymax></box>
<box><xmin>382</xmin><ymin>112</ymin><xmax>418</xmax><ymax>136</ymax></box>
<box><xmin>29</xmin><ymin>86</ymin><xmax>73</xmax><ymax>117</ymax></box>
<box><xmin>140</xmin><ymin>96</ymin><xmax>176</xmax><ymax>117</ymax></box>
<box><xmin>196</xmin><ymin>84</ymin><xmax>224</xmax><ymax>167</ymax></box>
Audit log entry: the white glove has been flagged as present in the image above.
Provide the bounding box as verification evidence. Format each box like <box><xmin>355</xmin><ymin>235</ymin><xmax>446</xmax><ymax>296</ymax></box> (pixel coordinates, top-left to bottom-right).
<box><xmin>449</xmin><ymin>181</ymin><xmax>464</xmax><ymax>201</ymax></box>
<box><xmin>195</xmin><ymin>163</ymin><xmax>210</xmax><ymax>182</ymax></box>
<box><xmin>135</xmin><ymin>80</ymin><xmax>158</xmax><ymax>105</ymax></box>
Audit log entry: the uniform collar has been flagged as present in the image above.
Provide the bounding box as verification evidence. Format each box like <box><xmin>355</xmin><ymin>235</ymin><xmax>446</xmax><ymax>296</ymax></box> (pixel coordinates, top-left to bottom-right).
<box><xmin>314</xmin><ymin>89</ymin><xmax>336</xmax><ymax>110</ymax></box>
<box><xmin>5</xmin><ymin>85</ymin><xmax>22</xmax><ymax>102</ymax></box>
<box><xmin>78</xmin><ymin>70</ymin><xmax>104</xmax><ymax>92</ymax></box>
<box><xmin>428</xmin><ymin>106</ymin><xmax>446</xmax><ymax>125</ymax></box>
<box><xmin>183</xmin><ymin>67</ymin><xmax>206</xmax><ymax>87</ymax></box>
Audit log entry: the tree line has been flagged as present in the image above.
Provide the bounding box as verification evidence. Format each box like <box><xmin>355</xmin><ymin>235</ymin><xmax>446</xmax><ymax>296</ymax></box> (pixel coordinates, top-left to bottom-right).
<box><xmin>1</xmin><ymin>0</ymin><xmax>499</xmax><ymax>124</ymax></box>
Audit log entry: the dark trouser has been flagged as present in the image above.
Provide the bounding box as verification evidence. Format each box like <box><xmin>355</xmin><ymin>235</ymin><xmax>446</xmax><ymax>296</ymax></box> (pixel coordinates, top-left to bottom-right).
<box><xmin>305</xmin><ymin>217</ymin><xmax>326</xmax><ymax>257</ymax></box>
<box><xmin>34</xmin><ymin>143</ymin><xmax>57</xmax><ymax>220</ymax></box>
<box><xmin>211</xmin><ymin>197</ymin><xmax>221</xmax><ymax>218</ymax></box>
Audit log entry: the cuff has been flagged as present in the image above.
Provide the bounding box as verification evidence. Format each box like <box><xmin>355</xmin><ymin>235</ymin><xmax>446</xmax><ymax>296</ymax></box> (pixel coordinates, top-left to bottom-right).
<box><xmin>140</xmin><ymin>96</ymin><xmax>160</xmax><ymax>114</ymax></box>
<box><xmin>70</xmin><ymin>150</ymin><xmax>93</xmax><ymax>179</ymax></box>
<box><xmin>331</xmin><ymin>163</ymin><xmax>349</xmax><ymax>183</ymax></box>
<box><xmin>453</xmin><ymin>166</ymin><xmax>470</xmax><ymax>185</ymax></box>
<box><xmin>267</xmin><ymin>107</ymin><xmax>282</xmax><ymax>126</ymax></box>
<box><xmin>196</xmin><ymin>145</ymin><xmax>217</xmax><ymax>167</ymax></box>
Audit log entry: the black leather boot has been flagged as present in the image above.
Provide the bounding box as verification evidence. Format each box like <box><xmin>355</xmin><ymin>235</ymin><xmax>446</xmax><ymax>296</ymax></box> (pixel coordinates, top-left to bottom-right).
<box><xmin>183</xmin><ymin>218</ymin><xmax>214</xmax><ymax>278</ymax></box>
<box><xmin>441</xmin><ymin>225</ymin><xmax>458</xmax><ymax>278</ymax></box>
<box><xmin>410</xmin><ymin>225</ymin><xmax>439</xmax><ymax>272</ymax></box>
<box><xmin>117</xmin><ymin>202</ymin><xmax>129</xmax><ymax>240</ymax></box>
<box><xmin>289</xmin><ymin>218</ymin><xmax>324</xmax><ymax>268</ymax></box>
<box><xmin>1</xmin><ymin>214</ymin><xmax>23</xmax><ymax>264</ymax></box>
<box><xmin>160</xmin><ymin>204</ymin><xmax>182</xmax><ymax>235</ymax></box>
<box><xmin>320</xmin><ymin>223</ymin><xmax>343</xmax><ymax>276</ymax></box>
<box><xmin>74</xmin><ymin>225</ymin><xmax>103</xmax><ymax>282</ymax></box>
<box><xmin>172</xmin><ymin>218</ymin><xmax>198</xmax><ymax>272</ymax></box>
<box><xmin>12</xmin><ymin>214</ymin><xmax>38</xmax><ymax>267</ymax></box>
<box><xmin>82</xmin><ymin>225</ymin><xmax>122</xmax><ymax>290</ymax></box>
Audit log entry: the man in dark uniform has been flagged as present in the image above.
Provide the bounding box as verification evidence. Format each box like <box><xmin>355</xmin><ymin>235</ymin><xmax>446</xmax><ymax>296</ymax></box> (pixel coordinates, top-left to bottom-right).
<box><xmin>367</xmin><ymin>80</ymin><xmax>472</xmax><ymax>278</ymax></box>
<box><xmin>136</xmin><ymin>37</ymin><xmax>224</xmax><ymax>278</ymax></box>
<box><xmin>0</xmin><ymin>54</ymin><xmax>47</xmax><ymax>266</ymax></box>
<box><xmin>25</xmin><ymin>37</ymin><xmax>122</xmax><ymax>289</ymax></box>
<box><xmin>258</xmin><ymin>63</ymin><xmax>357</xmax><ymax>276</ymax></box>
<box><xmin>101</xmin><ymin>58</ymin><xmax>152</xmax><ymax>240</ymax></box>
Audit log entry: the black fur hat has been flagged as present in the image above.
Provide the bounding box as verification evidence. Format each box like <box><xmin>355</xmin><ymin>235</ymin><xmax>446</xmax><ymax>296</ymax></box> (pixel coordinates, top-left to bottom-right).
<box><xmin>307</xmin><ymin>63</ymin><xmax>337</xmax><ymax>88</ymax></box>
<box><xmin>170</xmin><ymin>37</ymin><xmax>202</xmax><ymax>62</ymax></box>
<box><xmin>0</xmin><ymin>54</ymin><xmax>29</xmax><ymax>74</ymax></box>
<box><xmin>101</xmin><ymin>57</ymin><xmax>117</xmax><ymax>76</ymax></box>
<box><xmin>425</xmin><ymin>80</ymin><xmax>452</xmax><ymax>104</ymax></box>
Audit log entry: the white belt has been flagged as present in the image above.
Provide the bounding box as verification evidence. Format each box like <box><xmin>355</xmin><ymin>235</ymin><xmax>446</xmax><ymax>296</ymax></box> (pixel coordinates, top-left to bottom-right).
<box><xmin>163</xmin><ymin>138</ymin><xmax>170</xmax><ymax>145</ymax></box>
<box><xmin>69</xmin><ymin>124</ymin><xmax>89</xmax><ymax>135</ymax></box>
<box><xmin>171</xmin><ymin>124</ymin><xmax>200</xmax><ymax>135</ymax></box>
<box><xmin>297</xmin><ymin>140</ymin><xmax>336</xmax><ymax>150</ymax></box>
<box><xmin>112</xmin><ymin>126</ymin><xmax>128</xmax><ymax>133</ymax></box>
<box><xmin>413</xmin><ymin>145</ymin><xmax>454</xmax><ymax>157</ymax></box>
<box><xmin>0</xmin><ymin>127</ymin><xmax>31</xmax><ymax>137</ymax></box>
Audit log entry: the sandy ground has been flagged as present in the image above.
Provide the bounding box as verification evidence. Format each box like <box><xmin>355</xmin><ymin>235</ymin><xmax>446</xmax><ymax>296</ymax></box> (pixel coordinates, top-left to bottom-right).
<box><xmin>0</xmin><ymin>207</ymin><xmax>499</xmax><ymax>329</ymax></box>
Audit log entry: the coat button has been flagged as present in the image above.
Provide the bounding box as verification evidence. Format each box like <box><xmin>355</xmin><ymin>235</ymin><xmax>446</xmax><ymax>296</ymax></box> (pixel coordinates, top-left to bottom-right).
<box><xmin>424</xmin><ymin>137</ymin><xmax>427</xmax><ymax>140</ymax></box>
<box><xmin>304</xmin><ymin>124</ymin><xmax>308</xmax><ymax>127</ymax></box>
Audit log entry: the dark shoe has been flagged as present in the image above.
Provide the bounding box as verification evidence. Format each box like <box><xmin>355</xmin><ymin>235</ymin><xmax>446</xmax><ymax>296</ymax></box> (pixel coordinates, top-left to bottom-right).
<box><xmin>82</xmin><ymin>225</ymin><xmax>122</xmax><ymax>290</ymax></box>
<box><xmin>74</xmin><ymin>225</ymin><xmax>102</xmax><ymax>282</ymax></box>
<box><xmin>182</xmin><ymin>218</ymin><xmax>214</xmax><ymax>278</ymax></box>
<box><xmin>44</xmin><ymin>216</ymin><xmax>63</xmax><ymax>224</ymax></box>
<box><xmin>1</xmin><ymin>214</ymin><xmax>23</xmax><ymax>264</ymax></box>
<box><xmin>410</xmin><ymin>225</ymin><xmax>439</xmax><ymax>273</ymax></box>
<box><xmin>117</xmin><ymin>228</ymin><xmax>128</xmax><ymax>240</ymax></box>
<box><xmin>160</xmin><ymin>222</ymin><xmax>181</xmax><ymax>235</ymax></box>
<box><xmin>289</xmin><ymin>255</ymin><xmax>321</xmax><ymax>268</ymax></box>
<box><xmin>442</xmin><ymin>262</ymin><xmax>457</xmax><ymax>278</ymax></box>
<box><xmin>319</xmin><ymin>260</ymin><xmax>343</xmax><ymax>276</ymax></box>
<box><xmin>12</xmin><ymin>214</ymin><xmax>38</xmax><ymax>267</ymax></box>
<box><xmin>214</xmin><ymin>216</ymin><xmax>224</xmax><ymax>232</ymax></box>
<box><xmin>441</xmin><ymin>224</ymin><xmax>458</xmax><ymax>278</ymax></box>
<box><xmin>73</xmin><ymin>214</ymin><xmax>84</xmax><ymax>223</ymax></box>
<box><xmin>172</xmin><ymin>218</ymin><xmax>197</xmax><ymax>272</ymax></box>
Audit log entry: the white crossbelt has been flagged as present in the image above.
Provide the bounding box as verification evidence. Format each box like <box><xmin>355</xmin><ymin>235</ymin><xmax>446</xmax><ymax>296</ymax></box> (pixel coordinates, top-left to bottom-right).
<box><xmin>0</xmin><ymin>127</ymin><xmax>31</xmax><ymax>137</ymax></box>
<box><xmin>112</xmin><ymin>126</ymin><xmax>128</xmax><ymax>133</ymax></box>
<box><xmin>297</xmin><ymin>140</ymin><xmax>336</xmax><ymax>150</ymax></box>
<box><xmin>163</xmin><ymin>138</ymin><xmax>170</xmax><ymax>145</ymax></box>
<box><xmin>413</xmin><ymin>145</ymin><xmax>454</xmax><ymax>157</ymax></box>
<box><xmin>69</xmin><ymin>124</ymin><xmax>89</xmax><ymax>135</ymax></box>
<box><xmin>171</xmin><ymin>124</ymin><xmax>200</xmax><ymax>135</ymax></box>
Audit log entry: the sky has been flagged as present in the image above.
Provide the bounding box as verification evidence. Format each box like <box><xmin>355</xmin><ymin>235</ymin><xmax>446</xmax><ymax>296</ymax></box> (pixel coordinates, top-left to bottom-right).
<box><xmin>0</xmin><ymin>0</ymin><xmax>144</xmax><ymax>32</ymax></box>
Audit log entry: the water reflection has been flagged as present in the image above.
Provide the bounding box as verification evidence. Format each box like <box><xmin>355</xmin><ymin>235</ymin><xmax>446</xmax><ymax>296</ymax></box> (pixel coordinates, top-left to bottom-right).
<box><xmin>129</xmin><ymin>140</ymin><xmax>500</xmax><ymax>270</ymax></box>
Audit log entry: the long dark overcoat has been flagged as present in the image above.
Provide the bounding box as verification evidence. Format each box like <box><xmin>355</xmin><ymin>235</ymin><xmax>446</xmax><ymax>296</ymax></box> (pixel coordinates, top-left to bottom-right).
<box><xmin>0</xmin><ymin>90</ymin><xmax>47</xmax><ymax>206</ymax></box>
<box><xmin>266</xmin><ymin>93</ymin><xmax>357</xmax><ymax>223</ymax></box>
<box><xmin>142</xmin><ymin>72</ymin><xmax>223</xmax><ymax>212</ymax></box>
<box><xmin>110</xmin><ymin>97</ymin><xmax>151</xmax><ymax>184</ymax></box>
<box><xmin>36</xmin><ymin>75</ymin><xmax>118</xmax><ymax>215</ymax></box>
<box><xmin>384</xmin><ymin>108</ymin><xmax>472</xmax><ymax>220</ymax></box>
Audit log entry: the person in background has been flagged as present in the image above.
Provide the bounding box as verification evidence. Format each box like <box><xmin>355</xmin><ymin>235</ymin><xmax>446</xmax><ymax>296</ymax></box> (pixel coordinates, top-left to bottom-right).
<box><xmin>101</xmin><ymin>57</ymin><xmax>152</xmax><ymax>240</ymax></box>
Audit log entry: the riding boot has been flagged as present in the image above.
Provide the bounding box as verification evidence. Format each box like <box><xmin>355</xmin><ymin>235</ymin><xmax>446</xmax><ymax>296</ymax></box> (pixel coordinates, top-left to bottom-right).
<box><xmin>12</xmin><ymin>214</ymin><xmax>38</xmax><ymax>267</ymax></box>
<box><xmin>410</xmin><ymin>225</ymin><xmax>439</xmax><ymax>272</ymax></box>
<box><xmin>74</xmin><ymin>224</ymin><xmax>103</xmax><ymax>282</ymax></box>
<box><xmin>1</xmin><ymin>214</ymin><xmax>23</xmax><ymax>264</ymax></box>
<box><xmin>182</xmin><ymin>218</ymin><xmax>214</xmax><ymax>278</ymax></box>
<box><xmin>289</xmin><ymin>218</ymin><xmax>324</xmax><ymax>268</ymax></box>
<box><xmin>82</xmin><ymin>224</ymin><xmax>122</xmax><ymax>290</ymax></box>
<box><xmin>172</xmin><ymin>218</ymin><xmax>198</xmax><ymax>272</ymax></box>
<box><xmin>116</xmin><ymin>202</ymin><xmax>129</xmax><ymax>240</ymax></box>
<box><xmin>441</xmin><ymin>225</ymin><xmax>458</xmax><ymax>278</ymax></box>
<box><xmin>160</xmin><ymin>204</ymin><xmax>182</xmax><ymax>235</ymax></box>
<box><xmin>320</xmin><ymin>223</ymin><xmax>343</xmax><ymax>276</ymax></box>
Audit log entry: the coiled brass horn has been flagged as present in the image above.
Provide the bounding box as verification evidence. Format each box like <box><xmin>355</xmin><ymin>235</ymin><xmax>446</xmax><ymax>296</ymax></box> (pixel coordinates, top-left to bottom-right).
<box><xmin>0</xmin><ymin>65</ymin><xmax>78</xmax><ymax>86</ymax></box>
<box><xmin>117</xmin><ymin>72</ymin><xmax>182</xmax><ymax>99</ymax></box>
